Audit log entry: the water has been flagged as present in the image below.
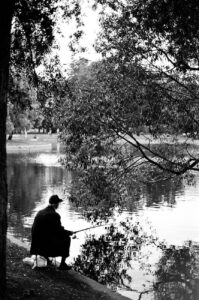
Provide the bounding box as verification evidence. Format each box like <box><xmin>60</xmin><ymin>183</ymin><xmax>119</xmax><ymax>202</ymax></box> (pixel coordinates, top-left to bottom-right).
<box><xmin>7</xmin><ymin>152</ymin><xmax>90</xmax><ymax>259</ymax></box>
<box><xmin>7</xmin><ymin>152</ymin><xmax>199</xmax><ymax>300</ymax></box>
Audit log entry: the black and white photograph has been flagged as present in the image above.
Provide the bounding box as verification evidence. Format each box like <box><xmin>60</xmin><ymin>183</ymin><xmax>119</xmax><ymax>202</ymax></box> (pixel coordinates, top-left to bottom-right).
<box><xmin>1</xmin><ymin>0</ymin><xmax>199</xmax><ymax>299</ymax></box>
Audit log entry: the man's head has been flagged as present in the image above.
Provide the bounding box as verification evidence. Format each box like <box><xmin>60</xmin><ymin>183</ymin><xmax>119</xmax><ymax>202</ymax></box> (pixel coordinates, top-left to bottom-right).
<box><xmin>49</xmin><ymin>194</ymin><xmax>63</xmax><ymax>209</ymax></box>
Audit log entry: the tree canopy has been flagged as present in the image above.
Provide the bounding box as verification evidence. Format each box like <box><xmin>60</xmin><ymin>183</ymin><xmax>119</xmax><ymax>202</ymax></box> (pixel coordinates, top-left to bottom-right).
<box><xmin>56</xmin><ymin>0</ymin><xmax>199</xmax><ymax>219</ymax></box>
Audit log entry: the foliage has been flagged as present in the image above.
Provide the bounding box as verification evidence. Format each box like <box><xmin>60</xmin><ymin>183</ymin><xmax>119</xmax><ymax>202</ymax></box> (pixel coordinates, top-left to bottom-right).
<box><xmin>7</xmin><ymin>71</ymin><xmax>40</xmax><ymax>134</ymax></box>
<box><xmin>59</xmin><ymin>58</ymin><xmax>195</xmax><ymax>219</ymax></box>
<box><xmin>7</xmin><ymin>0</ymin><xmax>70</xmax><ymax>135</ymax></box>
<box><xmin>59</xmin><ymin>58</ymin><xmax>199</xmax><ymax>175</ymax></box>
<box><xmin>94</xmin><ymin>0</ymin><xmax>199</xmax><ymax>136</ymax></box>
<box><xmin>74</xmin><ymin>219</ymin><xmax>149</xmax><ymax>291</ymax></box>
<box><xmin>95</xmin><ymin>0</ymin><xmax>199</xmax><ymax>70</ymax></box>
<box><xmin>73</xmin><ymin>220</ymin><xmax>199</xmax><ymax>299</ymax></box>
<box><xmin>37</xmin><ymin>55</ymin><xmax>72</xmax><ymax>132</ymax></box>
<box><xmin>0</xmin><ymin>0</ymin><xmax>82</xmax><ymax>295</ymax></box>
<box><xmin>56</xmin><ymin>0</ymin><xmax>199</xmax><ymax>218</ymax></box>
<box><xmin>94</xmin><ymin>0</ymin><xmax>199</xmax><ymax>141</ymax></box>
<box><xmin>11</xmin><ymin>0</ymin><xmax>58</xmax><ymax>77</ymax></box>
<box><xmin>154</xmin><ymin>241</ymin><xmax>199</xmax><ymax>300</ymax></box>
<box><xmin>7</xmin><ymin>0</ymin><xmax>80</xmax><ymax>135</ymax></box>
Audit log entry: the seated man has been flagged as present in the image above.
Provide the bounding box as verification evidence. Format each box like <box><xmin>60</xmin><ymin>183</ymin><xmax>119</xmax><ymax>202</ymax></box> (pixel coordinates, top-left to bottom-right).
<box><xmin>30</xmin><ymin>194</ymin><xmax>73</xmax><ymax>270</ymax></box>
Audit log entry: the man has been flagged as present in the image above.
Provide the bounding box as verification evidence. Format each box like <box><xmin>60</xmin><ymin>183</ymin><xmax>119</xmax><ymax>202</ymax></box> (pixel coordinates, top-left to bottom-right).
<box><xmin>30</xmin><ymin>194</ymin><xmax>73</xmax><ymax>270</ymax></box>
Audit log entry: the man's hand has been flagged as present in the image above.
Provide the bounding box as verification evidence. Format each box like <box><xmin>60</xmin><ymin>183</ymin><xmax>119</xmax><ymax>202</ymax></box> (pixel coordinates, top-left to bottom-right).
<box><xmin>65</xmin><ymin>230</ymin><xmax>74</xmax><ymax>236</ymax></box>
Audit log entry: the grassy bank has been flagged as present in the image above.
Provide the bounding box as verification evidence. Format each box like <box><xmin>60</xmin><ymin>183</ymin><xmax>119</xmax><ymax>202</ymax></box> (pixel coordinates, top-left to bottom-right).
<box><xmin>6</xmin><ymin>134</ymin><xmax>61</xmax><ymax>153</ymax></box>
<box><xmin>6</xmin><ymin>240</ymin><xmax>128</xmax><ymax>300</ymax></box>
<box><xmin>6</xmin><ymin>135</ymin><xmax>108</xmax><ymax>299</ymax></box>
<box><xmin>7</xmin><ymin>133</ymin><xmax>58</xmax><ymax>146</ymax></box>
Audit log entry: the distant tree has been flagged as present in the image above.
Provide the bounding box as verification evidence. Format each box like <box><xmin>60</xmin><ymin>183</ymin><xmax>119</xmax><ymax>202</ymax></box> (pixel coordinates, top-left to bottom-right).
<box><xmin>36</xmin><ymin>55</ymin><xmax>69</xmax><ymax>133</ymax></box>
<box><xmin>6</xmin><ymin>108</ymin><xmax>14</xmax><ymax>140</ymax></box>
<box><xmin>29</xmin><ymin>107</ymin><xmax>44</xmax><ymax>132</ymax></box>
<box><xmin>7</xmin><ymin>71</ymin><xmax>37</xmax><ymax>138</ymax></box>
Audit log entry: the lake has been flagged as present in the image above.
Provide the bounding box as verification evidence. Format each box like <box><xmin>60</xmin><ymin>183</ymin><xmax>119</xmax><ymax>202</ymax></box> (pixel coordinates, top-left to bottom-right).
<box><xmin>7</xmin><ymin>151</ymin><xmax>199</xmax><ymax>300</ymax></box>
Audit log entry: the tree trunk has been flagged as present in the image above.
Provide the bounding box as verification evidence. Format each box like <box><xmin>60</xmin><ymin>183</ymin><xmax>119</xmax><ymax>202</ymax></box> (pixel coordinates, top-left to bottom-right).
<box><xmin>7</xmin><ymin>132</ymin><xmax>13</xmax><ymax>141</ymax></box>
<box><xmin>0</xmin><ymin>1</ymin><xmax>14</xmax><ymax>298</ymax></box>
<box><xmin>24</xmin><ymin>127</ymin><xmax>27</xmax><ymax>138</ymax></box>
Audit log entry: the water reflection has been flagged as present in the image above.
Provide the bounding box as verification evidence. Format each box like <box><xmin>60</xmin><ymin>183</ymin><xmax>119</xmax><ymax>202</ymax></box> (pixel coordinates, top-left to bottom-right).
<box><xmin>74</xmin><ymin>224</ymin><xmax>199</xmax><ymax>300</ymax></box>
<box><xmin>7</xmin><ymin>153</ymin><xmax>72</xmax><ymax>241</ymax></box>
<box><xmin>74</xmin><ymin>220</ymin><xmax>139</xmax><ymax>291</ymax></box>
<box><xmin>6</xmin><ymin>152</ymin><xmax>199</xmax><ymax>300</ymax></box>
<box><xmin>69</xmin><ymin>170</ymin><xmax>186</xmax><ymax>219</ymax></box>
<box><xmin>154</xmin><ymin>242</ymin><xmax>199</xmax><ymax>300</ymax></box>
<box><xmin>143</xmin><ymin>178</ymin><xmax>184</xmax><ymax>208</ymax></box>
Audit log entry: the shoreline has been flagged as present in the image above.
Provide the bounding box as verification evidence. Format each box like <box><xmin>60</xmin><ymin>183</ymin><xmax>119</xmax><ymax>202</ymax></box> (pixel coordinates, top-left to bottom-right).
<box><xmin>6</xmin><ymin>143</ymin><xmax>53</xmax><ymax>153</ymax></box>
<box><xmin>6</xmin><ymin>238</ymin><xmax>130</xmax><ymax>300</ymax></box>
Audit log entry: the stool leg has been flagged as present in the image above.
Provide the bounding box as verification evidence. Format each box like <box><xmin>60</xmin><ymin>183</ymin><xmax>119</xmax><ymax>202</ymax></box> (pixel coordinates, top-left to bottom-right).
<box><xmin>32</xmin><ymin>255</ymin><xmax>38</xmax><ymax>269</ymax></box>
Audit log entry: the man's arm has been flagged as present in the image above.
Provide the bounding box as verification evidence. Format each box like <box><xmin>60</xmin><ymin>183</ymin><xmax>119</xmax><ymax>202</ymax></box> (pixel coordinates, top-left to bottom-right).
<box><xmin>52</xmin><ymin>213</ymin><xmax>73</xmax><ymax>236</ymax></box>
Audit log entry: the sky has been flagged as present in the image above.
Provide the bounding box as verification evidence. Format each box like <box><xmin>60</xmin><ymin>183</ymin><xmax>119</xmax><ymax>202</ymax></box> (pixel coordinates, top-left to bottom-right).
<box><xmin>36</xmin><ymin>2</ymin><xmax>101</xmax><ymax>77</ymax></box>
<box><xmin>55</xmin><ymin>2</ymin><xmax>101</xmax><ymax>70</ymax></box>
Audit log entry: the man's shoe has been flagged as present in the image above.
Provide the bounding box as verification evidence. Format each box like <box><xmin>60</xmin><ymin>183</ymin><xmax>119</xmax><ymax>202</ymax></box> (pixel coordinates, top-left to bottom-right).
<box><xmin>59</xmin><ymin>263</ymin><xmax>72</xmax><ymax>271</ymax></box>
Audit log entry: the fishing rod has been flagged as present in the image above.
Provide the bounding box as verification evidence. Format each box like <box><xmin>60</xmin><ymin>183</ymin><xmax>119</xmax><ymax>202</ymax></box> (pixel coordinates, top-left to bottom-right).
<box><xmin>73</xmin><ymin>224</ymin><xmax>139</xmax><ymax>235</ymax></box>
<box><xmin>73</xmin><ymin>224</ymin><xmax>109</xmax><ymax>234</ymax></box>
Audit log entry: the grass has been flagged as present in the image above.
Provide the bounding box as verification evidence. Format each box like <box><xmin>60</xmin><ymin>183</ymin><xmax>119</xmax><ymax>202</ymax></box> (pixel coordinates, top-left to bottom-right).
<box><xmin>7</xmin><ymin>133</ymin><xmax>58</xmax><ymax>146</ymax></box>
<box><xmin>6</xmin><ymin>240</ymin><xmax>122</xmax><ymax>300</ymax></box>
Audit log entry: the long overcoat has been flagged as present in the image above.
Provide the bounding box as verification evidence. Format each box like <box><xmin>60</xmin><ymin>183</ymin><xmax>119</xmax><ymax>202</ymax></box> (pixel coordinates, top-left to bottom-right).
<box><xmin>30</xmin><ymin>206</ymin><xmax>71</xmax><ymax>257</ymax></box>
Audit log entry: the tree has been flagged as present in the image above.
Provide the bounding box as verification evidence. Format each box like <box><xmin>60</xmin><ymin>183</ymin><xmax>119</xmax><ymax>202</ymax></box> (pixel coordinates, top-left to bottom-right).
<box><xmin>74</xmin><ymin>225</ymin><xmax>199</xmax><ymax>299</ymax></box>
<box><xmin>37</xmin><ymin>55</ymin><xmax>69</xmax><ymax>133</ymax></box>
<box><xmin>0</xmin><ymin>2</ymin><xmax>15</xmax><ymax>296</ymax></box>
<box><xmin>6</xmin><ymin>102</ymin><xmax>15</xmax><ymax>140</ymax></box>
<box><xmin>95</xmin><ymin>1</ymin><xmax>199</xmax><ymax>139</ymax></box>
<box><xmin>0</xmin><ymin>0</ymin><xmax>82</xmax><ymax>296</ymax></box>
<box><xmin>7</xmin><ymin>71</ymin><xmax>37</xmax><ymax>138</ymax></box>
<box><xmin>61</xmin><ymin>0</ymin><xmax>199</xmax><ymax>177</ymax></box>
<box><xmin>58</xmin><ymin>0</ymin><xmax>199</xmax><ymax>216</ymax></box>
<box><xmin>154</xmin><ymin>242</ymin><xmax>199</xmax><ymax>300</ymax></box>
